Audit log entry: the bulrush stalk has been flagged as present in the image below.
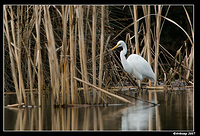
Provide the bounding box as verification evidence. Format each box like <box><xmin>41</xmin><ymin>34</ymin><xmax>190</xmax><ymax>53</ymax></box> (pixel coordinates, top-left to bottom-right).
<box><xmin>61</xmin><ymin>5</ymin><xmax>69</xmax><ymax>105</ymax></box>
<box><xmin>74</xmin><ymin>77</ymin><xmax>134</xmax><ymax>105</ymax></box>
<box><xmin>76</xmin><ymin>5</ymin><xmax>89</xmax><ymax>104</ymax></box>
<box><xmin>43</xmin><ymin>6</ymin><xmax>60</xmax><ymax>106</ymax></box>
<box><xmin>133</xmin><ymin>5</ymin><xmax>139</xmax><ymax>55</ymax></box>
<box><xmin>142</xmin><ymin>5</ymin><xmax>152</xmax><ymax>86</ymax></box>
<box><xmin>10</xmin><ymin>6</ymin><xmax>27</xmax><ymax>105</ymax></box>
<box><xmin>92</xmin><ymin>5</ymin><xmax>97</xmax><ymax>104</ymax></box>
<box><xmin>154</xmin><ymin>5</ymin><xmax>162</xmax><ymax>86</ymax></box>
<box><xmin>98</xmin><ymin>6</ymin><xmax>105</xmax><ymax>104</ymax></box>
<box><xmin>69</xmin><ymin>5</ymin><xmax>76</xmax><ymax>104</ymax></box>
<box><xmin>35</xmin><ymin>5</ymin><xmax>43</xmax><ymax>106</ymax></box>
<box><xmin>4</xmin><ymin>6</ymin><xmax>22</xmax><ymax>106</ymax></box>
<box><xmin>4</xmin><ymin>5</ymin><xmax>193</xmax><ymax>107</ymax></box>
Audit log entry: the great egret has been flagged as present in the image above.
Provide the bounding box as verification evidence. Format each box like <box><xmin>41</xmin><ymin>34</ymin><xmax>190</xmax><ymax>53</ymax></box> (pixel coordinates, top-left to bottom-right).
<box><xmin>111</xmin><ymin>40</ymin><xmax>155</xmax><ymax>90</ymax></box>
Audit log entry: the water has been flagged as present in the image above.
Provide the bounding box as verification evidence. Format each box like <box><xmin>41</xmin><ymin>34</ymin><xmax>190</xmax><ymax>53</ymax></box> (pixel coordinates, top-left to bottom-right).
<box><xmin>4</xmin><ymin>89</ymin><xmax>193</xmax><ymax>131</ymax></box>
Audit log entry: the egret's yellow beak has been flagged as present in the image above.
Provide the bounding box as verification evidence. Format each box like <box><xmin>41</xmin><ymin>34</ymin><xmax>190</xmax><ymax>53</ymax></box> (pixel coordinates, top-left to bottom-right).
<box><xmin>111</xmin><ymin>43</ymin><xmax>120</xmax><ymax>51</ymax></box>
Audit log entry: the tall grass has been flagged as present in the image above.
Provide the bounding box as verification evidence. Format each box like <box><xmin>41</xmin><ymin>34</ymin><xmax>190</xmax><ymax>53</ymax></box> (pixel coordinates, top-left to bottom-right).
<box><xmin>92</xmin><ymin>6</ymin><xmax>97</xmax><ymax>104</ymax></box>
<box><xmin>4</xmin><ymin>5</ymin><xmax>193</xmax><ymax>106</ymax></box>
<box><xmin>43</xmin><ymin>5</ymin><xmax>60</xmax><ymax>106</ymax></box>
<box><xmin>4</xmin><ymin>6</ymin><xmax>22</xmax><ymax>105</ymax></box>
<box><xmin>133</xmin><ymin>5</ymin><xmax>139</xmax><ymax>55</ymax></box>
<box><xmin>35</xmin><ymin>5</ymin><xmax>43</xmax><ymax>106</ymax></box>
<box><xmin>69</xmin><ymin>5</ymin><xmax>76</xmax><ymax>104</ymax></box>
<box><xmin>76</xmin><ymin>5</ymin><xmax>90</xmax><ymax>104</ymax></box>
<box><xmin>142</xmin><ymin>5</ymin><xmax>152</xmax><ymax>86</ymax></box>
<box><xmin>61</xmin><ymin>5</ymin><xmax>70</xmax><ymax>105</ymax></box>
<box><xmin>154</xmin><ymin>5</ymin><xmax>162</xmax><ymax>86</ymax></box>
<box><xmin>97</xmin><ymin>5</ymin><xmax>105</xmax><ymax>104</ymax></box>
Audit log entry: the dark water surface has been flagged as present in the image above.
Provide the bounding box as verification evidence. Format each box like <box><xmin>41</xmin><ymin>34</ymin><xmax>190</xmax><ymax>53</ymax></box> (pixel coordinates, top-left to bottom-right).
<box><xmin>4</xmin><ymin>89</ymin><xmax>193</xmax><ymax>131</ymax></box>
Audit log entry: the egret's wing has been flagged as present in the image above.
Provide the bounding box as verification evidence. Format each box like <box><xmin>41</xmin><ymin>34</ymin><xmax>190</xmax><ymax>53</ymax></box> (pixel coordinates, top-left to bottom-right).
<box><xmin>127</xmin><ymin>54</ymin><xmax>155</xmax><ymax>81</ymax></box>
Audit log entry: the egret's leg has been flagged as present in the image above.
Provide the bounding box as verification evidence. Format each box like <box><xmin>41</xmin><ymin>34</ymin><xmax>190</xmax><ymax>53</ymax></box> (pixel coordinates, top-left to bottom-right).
<box><xmin>140</xmin><ymin>81</ymin><xmax>143</xmax><ymax>91</ymax></box>
<box><xmin>136</xmin><ymin>79</ymin><xmax>140</xmax><ymax>89</ymax></box>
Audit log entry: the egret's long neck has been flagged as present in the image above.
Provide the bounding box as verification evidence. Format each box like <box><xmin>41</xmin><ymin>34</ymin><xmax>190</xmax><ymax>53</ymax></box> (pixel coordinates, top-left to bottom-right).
<box><xmin>120</xmin><ymin>45</ymin><xmax>127</xmax><ymax>63</ymax></box>
<box><xmin>120</xmin><ymin>45</ymin><xmax>132</xmax><ymax>74</ymax></box>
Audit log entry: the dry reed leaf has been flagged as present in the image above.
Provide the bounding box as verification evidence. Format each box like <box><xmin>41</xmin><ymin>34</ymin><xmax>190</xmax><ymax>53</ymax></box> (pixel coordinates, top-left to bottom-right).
<box><xmin>183</xmin><ymin>6</ymin><xmax>194</xmax><ymax>41</ymax></box>
<box><xmin>52</xmin><ymin>5</ymin><xmax>62</xmax><ymax>17</ymax></box>
<box><xmin>74</xmin><ymin>77</ymin><xmax>134</xmax><ymax>104</ymax></box>
<box><xmin>35</xmin><ymin>50</ymin><xmax>39</xmax><ymax>66</ymax></box>
<box><xmin>10</xmin><ymin>42</ymin><xmax>20</xmax><ymax>51</ymax></box>
<box><xmin>174</xmin><ymin>45</ymin><xmax>183</xmax><ymax>59</ymax></box>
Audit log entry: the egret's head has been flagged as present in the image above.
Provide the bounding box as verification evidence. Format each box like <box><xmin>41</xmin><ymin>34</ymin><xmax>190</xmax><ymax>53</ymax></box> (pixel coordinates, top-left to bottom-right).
<box><xmin>110</xmin><ymin>40</ymin><xmax>125</xmax><ymax>51</ymax></box>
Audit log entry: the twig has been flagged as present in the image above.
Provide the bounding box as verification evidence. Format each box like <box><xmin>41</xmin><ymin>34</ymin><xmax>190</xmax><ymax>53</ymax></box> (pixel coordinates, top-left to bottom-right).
<box><xmin>74</xmin><ymin>77</ymin><xmax>135</xmax><ymax>105</ymax></box>
<box><xmin>121</xmin><ymin>91</ymin><xmax>160</xmax><ymax>106</ymax></box>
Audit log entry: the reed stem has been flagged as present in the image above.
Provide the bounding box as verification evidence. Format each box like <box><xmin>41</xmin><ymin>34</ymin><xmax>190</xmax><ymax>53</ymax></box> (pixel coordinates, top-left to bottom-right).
<box><xmin>92</xmin><ymin>5</ymin><xmax>97</xmax><ymax>104</ymax></box>
<box><xmin>74</xmin><ymin>77</ymin><xmax>134</xmax><ymax>104</ymax></box>
<box><xmin>10</xmin><ymin>5</ymin><xmax>27</xmax><ymax>105</ymax></box>
<box><xmin>35</xmin><ymin>5</ymin><xmax>42</xmax><ymax>106</ymax></box>
<box><xmin>76</xmin><ymin>5</ymin><xmax>89</xmax><ymax>104</ymax></box>
<box><xmin>69</xmin><ymin>5</ymin><xmax>76</xmax><ymax>104</ymax></box>
<box><xmin>4</xmin><ymin>6</ymin><xmax>22</xmax><ymax>106</ymax></box>
<box><xmin>98</xmin><ymin>6</ymin><xmax>105</xmax><ymax>104</ymax></box>
<box><xmin>43</xmin><ymin>5</ymin><xmax>60</xmax><ymax>105</ymax></box>
<box><xmin>133</xmin><ymin>5</ymin><xmax>139</xmax><ymax>55</ymax></box>
<box><xmin>142</xmin><ymin>5</ymin><xmax>152</xmax><ymax>86</ymax></box>
<box><xmin>61</xmin><ymin>5</ymin><xmax>69</xmax><ymax>105</ymax></box>
<box><xmin>154</xmin><ymin>5</ymin><xmax>162</xmax><ymax>86</ymax></box>
<box><xmin>4</xmin><ymin>5</ymin><xmax>193</xmax><ymax>107</ymax></box>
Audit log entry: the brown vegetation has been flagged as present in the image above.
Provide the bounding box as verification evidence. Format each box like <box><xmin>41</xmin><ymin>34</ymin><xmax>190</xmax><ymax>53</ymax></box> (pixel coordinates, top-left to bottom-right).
<box><xmin>4</xmin><ymin>5</ymin><xmax>193</xmax><ymax>106</ymax></box>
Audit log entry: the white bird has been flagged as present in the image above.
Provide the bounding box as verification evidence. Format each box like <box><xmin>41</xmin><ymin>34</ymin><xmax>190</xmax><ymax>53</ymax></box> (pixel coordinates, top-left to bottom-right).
<box><xmin>111</xmin><ymin>40</ymin><xmax>155</xmax><ymax>90</ymax></box>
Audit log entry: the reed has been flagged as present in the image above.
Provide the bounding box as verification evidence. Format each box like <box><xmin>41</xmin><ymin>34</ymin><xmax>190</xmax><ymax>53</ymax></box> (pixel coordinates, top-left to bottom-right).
<box><xmin>92</xmin><ymin>5</ymin><xmax>97</xmax><ymax>104</ymax></box>
<box><xmin>76</xmin><ymin>5</ymin><xmax>90</xmax><ymax>104</ymax></box>
<box><xmin>10</xmin><ymin>5</ymin><xmax>27</xmax><ymax>105</ymax></box>
<box><xmin>69</xmin><ymin>5</ymin><xmax>76</xmax><ymax>104</ymax></box>
<box><xmin>61</xmin><ymin>5</ymin><xmax>69</xmax><ymax>105</ymax></box>
<box><xmin>185</xmin><ymin>40</ymin><xmax>193</xmax><ymax>80</ymax></box>
<box><xmin>74</xmin><ymin>77</ymin><xmax>134</xmax><ymax>104</ymax></box>
<box><xmin>43</xmin><ymin>5</ymin><xmax>60</xmax><ymax>105</ymax></box>
<box><xmin>142</xmin><ymin>5</ymin><xmax>151</xmax><ymax>66</ymax></box>
<box><xmin>154</xmin><ymin>5</ymin><xmax>162</xmax><ymax>86</ymax></box>
<box><xmin>142</xmin><ymin>5</ymin><xmax>152</xmax><ymax>86</ymax></box>
<box><xmin>35</xmin><ymin>5</ymin><xmax>43</xmax><ymax>106</ymax></box>
<box><xmin>27</xmin><ymin>6</ymin><xmax>35</xmax><ymax>105</ymax></box>
<box><xmin>97</xmin><ymin>5</ymin><xmax>105</xmax><ymax>104</ymax></box>
<box><xmin>80</xmin><ymin>5</ymin><xmax>90</xmax><ymax>104</ymax></box>
<box><xmin>18</xmin><ymin>6</ymin><xmax>27</xmax><ymax>105</ymax></box>
<box><xmin>133</xmin><ymin>5</ymin><xmax>139</xmax><ymax>55</ymax></box>
<box><xmin>4</xmin><ymin>5</ymin><xmax>193</xmax><ymax>107</ymax></box>
<box><xmin>4</xmin><ymin>6</ymin><xmax>22</xmax><ymax>106</ymax></box>
<box><xmin>28</xmin><ymin>38</ymin><xmax>35</xmax><ymax>105</ymax></box>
